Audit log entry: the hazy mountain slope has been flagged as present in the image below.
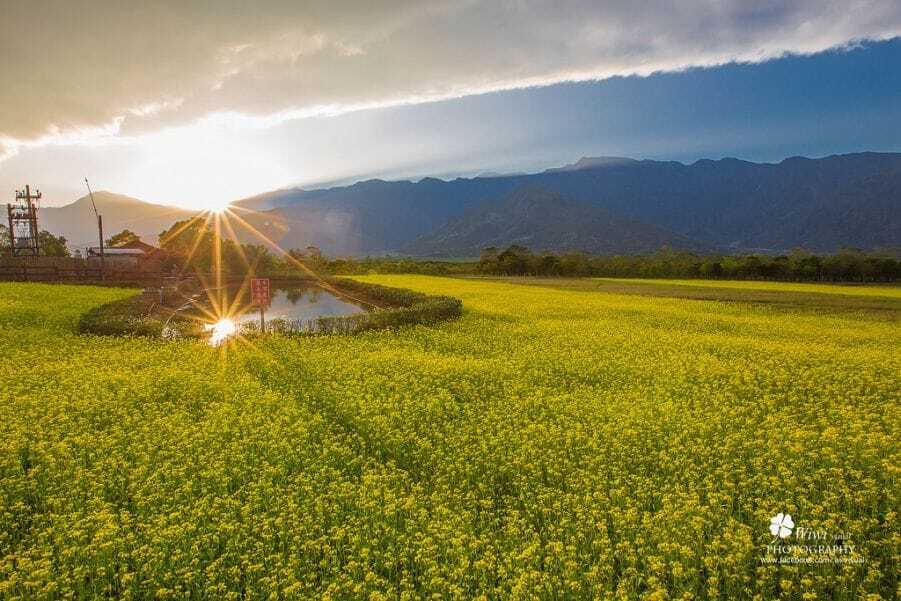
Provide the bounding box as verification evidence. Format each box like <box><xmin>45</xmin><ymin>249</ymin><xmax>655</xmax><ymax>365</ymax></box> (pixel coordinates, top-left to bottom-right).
<box><xmin>40</xmin><ymin>192</ymin><xmax>196</xmax><ymax>248</ymax></box>
<box><xmin>241</xmin><ymin>177</ymin><xmax>521</xmax><ymax>255</ymax></box>
<box><xmin>35</xmin><ymin>152</ymin><xmax>901</xmax><ymax>256</ymax></box>
<box><xmin>401</xmin><ymin>187</ymin><xmax>712</xmax><ymax>257</ymax></box>
<box><xmin>238</xmin><ymin>151</ymin><xmax>901</xmax><ymax>255</ymax></box>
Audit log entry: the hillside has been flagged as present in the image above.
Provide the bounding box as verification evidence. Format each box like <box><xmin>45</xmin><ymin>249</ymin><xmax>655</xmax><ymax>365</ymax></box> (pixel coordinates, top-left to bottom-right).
<box><xmin>40</xmin><ymin>192</ymin><xmax>196</xmax><ymax>248</ymax></box>
<box><xmin>236</xmin><ymin>152</ymin><xmax>901</xmax><ymax>255</ymax></box>
<box><xmin>234</xmin><ymin>177</ymin><xmax>518</xmax><ymax>255</ymax></box>
<box><xmin>35</xmin><ymin>152</ymin><xmax>901</xmax><ymax>256</ymax></box>
<box><xmin>401</xmin><ymin>186</ymin><xmax>711</xmax><ymax>257</ymax></box>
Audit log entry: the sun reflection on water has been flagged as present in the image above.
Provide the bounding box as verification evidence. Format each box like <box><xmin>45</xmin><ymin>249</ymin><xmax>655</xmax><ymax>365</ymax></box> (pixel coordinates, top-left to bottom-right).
<box><xmin>205</xmin><ymin>317</ymin><xmax>237</xmax><ymax>346</ymax></box>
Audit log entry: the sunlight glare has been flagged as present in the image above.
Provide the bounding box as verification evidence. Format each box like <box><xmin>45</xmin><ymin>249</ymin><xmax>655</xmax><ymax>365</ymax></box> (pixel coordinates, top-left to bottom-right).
<box><xmin>206</xmin><ymin>317</ymin><xmax>237</xmax><ymax>346</ymax></box>
<box><xmin>206</xmin><ymin>200</ymin><xmax>233</xmax><ymax>213</ymax></box>
<box><xmin>118</xmin><ymin>118</ymin><xmax>294</xmax><ymax>211</ymax></box>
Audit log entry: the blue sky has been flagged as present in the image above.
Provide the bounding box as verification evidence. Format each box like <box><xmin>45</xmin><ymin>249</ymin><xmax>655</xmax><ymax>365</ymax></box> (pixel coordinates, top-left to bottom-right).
<box><xmin>1</xmin><ymin>2</ymin><xmax>900</xmax><ymax>209</ymax></box>
<box><xmin>337</xmin><ymin>37</ymin><xmax>901</xmax><ymax>179</ymax></box>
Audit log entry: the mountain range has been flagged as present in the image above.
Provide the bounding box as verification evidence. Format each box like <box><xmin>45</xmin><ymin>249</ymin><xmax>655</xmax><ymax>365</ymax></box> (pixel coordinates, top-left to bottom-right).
<box><xmin>233</xmin><ymin>151</ymin><xmax>901</xmax><ymax>256</ymax></box>
<box><xmin>401</xmin><ymin>186</ymin><xmax>713</xmax><ymax>257</ymax></box>
<box><xmin>40</xmin><ymin>191</ymin><xmax>196</xmax><ymax>249</ymax></box>
<box><xmin>34</xmin><ymin>152</ymin><xmax>901</xmax><ymax>256</ymax></box>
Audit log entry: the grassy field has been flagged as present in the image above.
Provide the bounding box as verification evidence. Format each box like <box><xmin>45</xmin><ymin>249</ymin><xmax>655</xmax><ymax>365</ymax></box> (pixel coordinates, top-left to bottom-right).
<box><xmin>0</xmin><ymin>277</ymin><xmax>898</xmax><ymax>599</ymax></box>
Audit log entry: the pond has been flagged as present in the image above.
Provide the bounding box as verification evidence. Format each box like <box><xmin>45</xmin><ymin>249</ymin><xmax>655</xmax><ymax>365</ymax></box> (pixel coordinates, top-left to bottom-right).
<box><xmin>201</xmin><ymin>282</ymin><xmax>366</xmax><ymax>344</ymax></box>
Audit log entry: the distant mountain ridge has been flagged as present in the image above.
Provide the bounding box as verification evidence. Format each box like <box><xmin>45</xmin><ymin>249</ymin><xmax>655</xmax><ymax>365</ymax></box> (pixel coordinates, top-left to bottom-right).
<box><xmin>402</xmin><ymin>186</ymin><xmax>712</xmax><ymax>257</ymax></box>
<box><xmin>544</xmin><ymin>156</ymin><xmax>637</xmax><ymax>172</ymax></box>
<box><xmin>40</xmin><ymin>192</ymin><xmax>196</xmax><ymax>248</ymax></box>
<box><xmin>33</xmin><ymin>152</ymin><xmax>901</xmax><ymax>256</ymax></box>
<box><xmin>235</xmin><ymin>151</ymin><xmax>901</xmax><ymax>255</ymax></box>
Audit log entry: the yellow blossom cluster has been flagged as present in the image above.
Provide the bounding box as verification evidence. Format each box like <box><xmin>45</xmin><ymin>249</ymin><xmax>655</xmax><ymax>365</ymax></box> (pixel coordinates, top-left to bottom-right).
<box><xmin>0</xmin><ymin>277</ymin><xmax>897</xmax><ymax>600</ymax></box>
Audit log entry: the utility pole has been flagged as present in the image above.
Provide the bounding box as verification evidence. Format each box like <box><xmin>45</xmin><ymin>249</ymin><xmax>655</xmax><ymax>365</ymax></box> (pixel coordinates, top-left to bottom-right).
<box><xmin>85</xmin><ymin>178</ymin><xmax>104</xmax><ymax>281</ymax></box>
<box><xmin>5</xmin><ymin>208</ymin><xmax>12</xmax><ymax>251</ymax></box>
<box><xmin>8</xmin><ymin>185</ymin><xmax>42</xmax><ymax>256</ymax></box>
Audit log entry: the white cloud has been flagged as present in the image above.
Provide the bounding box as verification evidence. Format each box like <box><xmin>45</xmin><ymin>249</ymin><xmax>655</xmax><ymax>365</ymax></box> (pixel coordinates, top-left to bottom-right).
<box><xmin>1</xmin><ymin>0</ymin><xmax>900</xmax><ymax>146</ymax></box>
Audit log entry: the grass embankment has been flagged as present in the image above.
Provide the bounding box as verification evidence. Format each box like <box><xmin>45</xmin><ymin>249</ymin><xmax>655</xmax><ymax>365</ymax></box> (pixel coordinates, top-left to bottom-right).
<box><xmin>77</xmin><ymin>277</ymin><xmax>462</xmax><ymax>338</ymax></box>
<box><xmin>75</xmin><ymin>288</ymin><xmax>200</xmax><ymax>338</ymax></box>
<box><xmin>0</xmin><ymin>277</ymin><xmax>898</xmax><ymax>599</ymax></box>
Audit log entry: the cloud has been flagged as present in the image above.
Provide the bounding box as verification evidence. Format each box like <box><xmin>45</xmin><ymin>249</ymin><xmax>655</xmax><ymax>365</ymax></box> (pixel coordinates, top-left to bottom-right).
<box><xmin>2</xmin><ymin>1</ymin><xmax>900</xmax><ymax>145</ymax></box>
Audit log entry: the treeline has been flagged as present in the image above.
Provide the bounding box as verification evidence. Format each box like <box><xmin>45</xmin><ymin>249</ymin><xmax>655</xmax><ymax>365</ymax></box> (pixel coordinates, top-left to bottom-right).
<box><xmin>305</xmin><ymin>255</ymin><xmax>474</xmax><ymax>277</ymax></box>
<box><xmin>157</xmin><ymin>218</ymin><xmax>477</xmax><ymax>277</ymax></box>
<box><xmin>159</xmin><ymin>218</ymin><xmax>282</xmax><ymax>275</ymax></box>
<box><xmin>313</xmin><ymin>249</ymin><xmax>900</xmax><ymax>284</ymax></box>
<box><xmin>0</xmin><ymin>223</ymin><xmax>72</xmax><ymax>257</ymax></box>
<box><xmin>156</xmin><ymin>218</ymin><xmax>899</xmax><ymax>283</ymax></box>
<box><xmin>473</xmin><ymin>245</ymin><xmax>901</xmax><ymax>282</ymax></box>
<box><xmin>310</xmin><ymin>246</ymin><xmax>900</xmax><ymax>283</ymax></box>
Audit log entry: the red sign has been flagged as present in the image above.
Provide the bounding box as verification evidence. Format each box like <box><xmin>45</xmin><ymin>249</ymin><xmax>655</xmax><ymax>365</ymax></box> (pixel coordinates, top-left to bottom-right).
<box><xmin>250</xmin><ymin>278</ymin><xmax>270</xmax><ymax>306</ymax></box>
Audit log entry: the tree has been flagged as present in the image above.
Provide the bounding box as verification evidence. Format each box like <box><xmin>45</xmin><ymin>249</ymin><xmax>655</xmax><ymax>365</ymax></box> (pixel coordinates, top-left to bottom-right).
<box><xmin>0</xmin><ymin>224</ymin><xmax>66</xmax><ymax>256</ymax></box>
<box><xmin>106</xmin><ymin>229</ymin><xmax>140</xmax><ymax>247</ymax></box>
<box><xmin>535</xmin><ymin>252</ymin><xmax>561</xmax><ymax>275</ymax></box>
<box><xmin>159</xmin><ymin>217</ymin><xmax>277</xmax><ymax>275</ymax></box>
<box><xmin>39</xmin><ymin>230</ymin><xmax>69</xmax><ymax>257</ymax></box>
<box><xmin>496</xmin><ymin>245</ymin><xmax>532</xmax><ymax>275</ymax></box>
<box><xmin>558</xmin><ymin>252</ymin><xmax>590</xmax><ymax>276</ymax></box>
<box><xmin>478</xmin><ymin>246</ymin><xmax>499</xmax><ymax>273</ymax></box>
<box><xmin>479</xmin><ymin>247</ymin><xmax>499</xmax><ymax>262</ymax></box>
<box><xmin>159</xmin><ymin>218</ymin><xmax>219</xmax><ymax>272</ymax></box>
<box><xmin>787</xmin><ymin>249</ymin><xmax>821</xmax><ymax>281</ymax></box>
<box><xmin>699</xmin><ymin>259</ymin><xmax>723</xmax><ymax>278</ymax></box>
<box><xmin>303</xmin><ymin>245</ymin><xmax>324</xmax><ymax>270</ymax></box>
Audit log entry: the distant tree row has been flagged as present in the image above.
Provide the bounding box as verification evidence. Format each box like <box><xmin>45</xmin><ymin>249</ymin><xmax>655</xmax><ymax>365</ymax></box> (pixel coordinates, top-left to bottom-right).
<box><xmin>156</xmin><ymin>220</ymin><xmax>477</xmax><ymax>279</ymax></box>
<box><xmin>285</xmin><ymin>246</ymin><xmax>899</xmax><ymax>283</ymax></box>
<box><xmin>475</xmin><ymin>245</ymin><xmax>901</xmax><ymax>282</ymax></box>
<box><xmin>153</xmin><ymin>218</ymin><xmax>900</xmax><ymax>283</ymax></box>
<box><xmin>0</xmin><ymin>223</ymin><xmax>70</xmax><ymax>257</ymax></box>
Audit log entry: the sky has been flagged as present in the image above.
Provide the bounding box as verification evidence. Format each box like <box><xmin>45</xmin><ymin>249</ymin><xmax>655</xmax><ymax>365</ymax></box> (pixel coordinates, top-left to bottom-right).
<box><xmin>1</xmin><ymin>1</ymin><xmax>900</xmax><ymax>210</ymax></box>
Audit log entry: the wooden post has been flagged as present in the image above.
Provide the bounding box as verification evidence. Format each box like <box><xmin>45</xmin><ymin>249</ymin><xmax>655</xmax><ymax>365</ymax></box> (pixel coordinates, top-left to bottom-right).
<box><xmin>85</xmin><ymin>179</ymin><xmax>104</xmax><ymax>282</ymax></box>
<box><xmin>98</xmin><ymin>214</ymin><xmax>105</xmax><ymax>282</ymax></box>
<box><xmin>259</xmin><ymin>305</ymin><xmax>266</xmax><ymax>333</ymax></box>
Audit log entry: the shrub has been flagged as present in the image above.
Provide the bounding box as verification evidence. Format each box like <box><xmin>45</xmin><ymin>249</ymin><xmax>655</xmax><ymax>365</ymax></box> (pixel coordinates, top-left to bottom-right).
<box><xmin>78</xmin><ymin>289</ymin><xmax>204</xmax><ymax>338</ymax></box>
<box><xmin>78</xmin><ymin>277</ymin><xmax>463</xmax><ymax>338</ymax></box>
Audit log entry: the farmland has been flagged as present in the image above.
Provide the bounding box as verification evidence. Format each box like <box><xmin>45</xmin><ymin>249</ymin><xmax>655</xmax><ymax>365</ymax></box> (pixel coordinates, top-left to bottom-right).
<box><xmin>0</xmin><ymin>277</ymin><xmax>898</xmax><ymax>600</ymax></box>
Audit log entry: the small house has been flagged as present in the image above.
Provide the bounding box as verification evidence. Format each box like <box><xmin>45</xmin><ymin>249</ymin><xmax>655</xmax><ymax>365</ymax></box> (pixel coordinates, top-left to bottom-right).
<box><xmin>86</xmin><ymin>238</ymin><xmax>166</xmax><ymax>270</ymax></box>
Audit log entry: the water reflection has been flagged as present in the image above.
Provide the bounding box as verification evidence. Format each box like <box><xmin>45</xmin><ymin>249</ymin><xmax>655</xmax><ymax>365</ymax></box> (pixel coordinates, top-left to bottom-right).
<box><xmin>206</xmin><ymin>317</ymin><xmax>237</xmax><ymax>346</ymax></box>
<box><xmin>207</xmin><ymin>283</ymin><xmax>364</xmax><ymax>340</ymax></box>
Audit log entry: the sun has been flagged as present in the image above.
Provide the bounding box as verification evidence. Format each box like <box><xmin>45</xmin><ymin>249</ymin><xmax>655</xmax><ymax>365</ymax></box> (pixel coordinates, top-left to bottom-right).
<box><xmin>119</xmin><ymin>116</ymin><xmax>292</xmax><ymax>212</ymax></box>
<box><xmin>206</xmin><ymin>199</ymin><xmax>233</xmax><ymax>213</ymax></box>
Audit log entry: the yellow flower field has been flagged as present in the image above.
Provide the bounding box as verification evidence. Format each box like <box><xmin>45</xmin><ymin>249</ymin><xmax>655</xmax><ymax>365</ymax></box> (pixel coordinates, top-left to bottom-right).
<box><xmin>0</xmin><ymin>277</ymin><xmax>898</xmax><ymax>600</ymax></box>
